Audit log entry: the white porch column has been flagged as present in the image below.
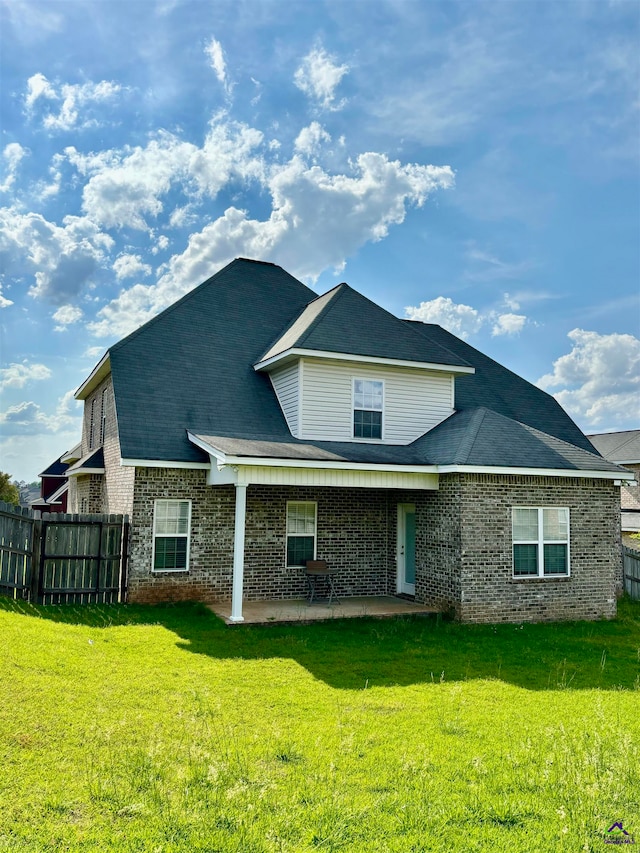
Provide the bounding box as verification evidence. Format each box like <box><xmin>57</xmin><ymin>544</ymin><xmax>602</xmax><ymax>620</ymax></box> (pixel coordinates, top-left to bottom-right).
<box><xmin>230</xmin><ymin>483</ymin><xmax>247</xmax><ymax>622</ymax></box>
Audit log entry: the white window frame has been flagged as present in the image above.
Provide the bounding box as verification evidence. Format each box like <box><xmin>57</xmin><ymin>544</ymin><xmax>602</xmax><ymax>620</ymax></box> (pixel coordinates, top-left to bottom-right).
<box><xmin>285</xmin><ymin>501</ymin><xmax>317</xmax><ymax>568</ymax></box>
<box><xmin>152</xmin><ymin>499</ymin><xmax>191</xmax><ymax>573</ymax></box>
<box><xmin>352</xmin><ymin>378</ymin><xmax>384</xmax><ymax>441</ymax></box>
<box><xmin>99</xmin><ymin>388</ymin><xmax>107</xmax><ymax>445</ymax></box>
<box><xmin>512</xmin><ymin>507</ymin><xmax>570</xmax><ymax>579</ymax></box>
<box><xmin>89</xmin><ymin>398</ymin><xmax>96</xmax><ymax>449</ymax></box>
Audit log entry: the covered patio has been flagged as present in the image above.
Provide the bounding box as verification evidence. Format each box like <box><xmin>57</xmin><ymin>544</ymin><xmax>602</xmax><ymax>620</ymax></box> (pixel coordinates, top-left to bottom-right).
<box><xmin>209</xmin><ymin>595</ymin><xmax>440</xmax><ymax>625</ymax></box>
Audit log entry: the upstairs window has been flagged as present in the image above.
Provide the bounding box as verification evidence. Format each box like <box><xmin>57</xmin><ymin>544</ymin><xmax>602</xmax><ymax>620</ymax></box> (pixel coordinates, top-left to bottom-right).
<box><xmin>89</xmin><ymin>398</ymin><xmax>96</xmax><ymax>449</ymax></box>
<box><xmin>512</xmin><ymin>507</ymin><xmax>569</xmax><ymax>577</ymax></box>
<box><xmin>353</xmin><ymin>379</ymin><xmax>383</xmax><ymax>439</ymax></box>
<box><xmin>99</xmin><ymin>388</ymin><xmax>107</xmax><ymax>445</ymax></box>
<box><xmin>153</xmin><ymin>500</ymin><xmax>191</xmax><ymax>572</ymax></box>
<box><xmin>286</xmin><ymin>501</ymin><xmax>316</xmax><ymax>567</ymax></box>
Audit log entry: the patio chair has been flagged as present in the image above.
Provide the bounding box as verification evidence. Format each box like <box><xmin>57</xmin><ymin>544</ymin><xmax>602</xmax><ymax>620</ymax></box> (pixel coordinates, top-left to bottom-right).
<box><xmin>304</xmin><ymin>560</ymin><xmax>340</xmax><ymax>605</ymax></box>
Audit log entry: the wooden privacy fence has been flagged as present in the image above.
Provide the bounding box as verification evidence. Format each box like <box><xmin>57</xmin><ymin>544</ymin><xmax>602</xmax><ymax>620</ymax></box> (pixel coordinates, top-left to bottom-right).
<box><xmin>623</xmin><ymin>546</ymin><xmax>640</xmax><ymax>601</ymax></box>
<box><xmin>0</xmin><ymin>501</ymin><xmax>128</xmax><ymax>604</ymax></box>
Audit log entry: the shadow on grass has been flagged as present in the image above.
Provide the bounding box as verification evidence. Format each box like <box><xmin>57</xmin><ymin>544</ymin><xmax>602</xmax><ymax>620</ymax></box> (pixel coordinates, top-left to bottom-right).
<box><xmin>1</xmin><ymin>595</ymin><xmax>639</xmax><ymax>692</ymax></box>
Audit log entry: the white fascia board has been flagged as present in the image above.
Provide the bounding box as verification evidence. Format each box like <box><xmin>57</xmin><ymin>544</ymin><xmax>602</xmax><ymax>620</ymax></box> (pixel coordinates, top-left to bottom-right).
<box><xmin>436</xmin><ymin>464</ymin><xmax>636</xmax><ymax>481</ymax></box>
<box><xmin>222</xmin><ymin>455</ymin><xmax>439</xmax><ymax>474</ymax></box>
<box><xmin>120</xmin><ymin>458</ymin><xmax>210</xmax><ymax>470</ymax></box>
<box><xmin>75</xmin><ymin>353</ymin><xmax>111</xmax><ymax>400</ymax></box>
<box><xmin>253</xmin><ymin>347</ymin><xmax>475</xmax><ymax>376</ymax></box>
<box><xmin>186</xmin><ymin>432</ymin><xmax>228</xmax><ymax>465</ymax></box>
<box><xmin>67</xmin><ymin>467</ymin><xmax>106</xmax><ymax>477</ymax></box>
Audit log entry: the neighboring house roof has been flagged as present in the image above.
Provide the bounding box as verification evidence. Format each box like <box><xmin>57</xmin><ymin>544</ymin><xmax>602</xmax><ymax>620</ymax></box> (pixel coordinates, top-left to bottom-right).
<box><xmin>587</xmin><ymin>430</ymin><xmax>640</xmax><ymax>464</ymax></box>
<box><xmin>258</xmin><ymin>283</ymin><xmax>472</xmax><ymax>370</ymax></box>
<box><xmin>32</xmin><ymin>480</ymin><xmax>69</xmax><ymax>507</ymax></box>
<box><xmin>39</xmin><ymin>455</ymin><xmax>70</xmax><ymax>477</ymax></box>
<box><xmin>66</xmin><ymin>447</ymin><xmax>105</xmax><ymax>476</ymax></box>
<box><xmin>406</xmin><ymin>321</ymin><xmax>596</xmax><ymax>454</ymax></box>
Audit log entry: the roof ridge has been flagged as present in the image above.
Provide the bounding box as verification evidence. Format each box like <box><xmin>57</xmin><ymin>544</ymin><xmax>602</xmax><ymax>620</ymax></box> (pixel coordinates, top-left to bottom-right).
<box><xmin>402</xmin><ymin>319</ymin><xmax>474</xmax><ymax>369</ymax></box>
<box><xmin>455</xmin><ymin>407</ymin><xmax>488</xmax><ymax>463</ymax></box>
<box><xmin>294</xmin><ymin>284</ymin><xmax>347</xmax><ymax>348</ymax></box>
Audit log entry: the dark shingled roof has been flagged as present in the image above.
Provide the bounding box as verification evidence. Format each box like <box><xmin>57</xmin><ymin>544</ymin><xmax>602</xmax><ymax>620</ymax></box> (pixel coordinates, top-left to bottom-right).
<box><xmin>39</xmin><ymin>455</ymin><xmax>70</xmax><ymax>477</ymax></box>
<box><xmin>260</xmin><ymin>283</ymin><xmax>471</xmax><ymax>368</ymax></box>
<box><xmin>67</xmin><ymin>447</ymin><xmax>105</xmax><ymax>473</ymax></box>
<box><xmin>410</xmin><ymin>408</ymin><xmax>623</xmax><ymax>472</ymax></box>
<box><xmin>94</xmin><ymin>257</ymin><xmax>618</xmax><ymax>474</ymax></box>
<box><xmin>588</xmin><ymin>430</ymin><xmax>640</xmax><ymax>463</ymax></box>
<box><xmin>405</xmin><ymin>320</ymin><xmax>596</xmax><ymax>454</ymax></box>
<box><xmin>110</xmin><ymin>259</ymin><xmax>316</xmax><ymax>462</ymax></box>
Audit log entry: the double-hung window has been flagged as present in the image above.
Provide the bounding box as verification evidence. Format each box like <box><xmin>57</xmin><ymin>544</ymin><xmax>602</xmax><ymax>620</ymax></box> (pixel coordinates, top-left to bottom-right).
<box><xmin>353</xmin><ymin>379</ymin><xmax>383</xmax><ymax>439</ymax></box>
<box><xmin>512</xmin><ymin>507</ymin><xmax>569</xmax><ymax>577</ymax></box>
<box><xmin>153</xmin><ymin>499</ymin><xmax>191</xmax><ymax>572</ymax></box>
<box><xmin>286</xmin><ymin>501</ymin><xmax>316</xmax><ymax>567</ymax></box>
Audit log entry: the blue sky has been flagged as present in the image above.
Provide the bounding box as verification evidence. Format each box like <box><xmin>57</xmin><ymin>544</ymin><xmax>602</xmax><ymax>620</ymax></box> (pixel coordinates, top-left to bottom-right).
<box><xmin>1</xmin><ymin>0</ymin><xmax>639</xmax><ymax>482</ymax></box>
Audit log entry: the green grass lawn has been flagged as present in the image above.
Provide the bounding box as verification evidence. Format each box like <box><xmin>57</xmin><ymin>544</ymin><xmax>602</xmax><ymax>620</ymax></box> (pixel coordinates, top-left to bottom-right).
<box><xmin>1</xmin><ymin>598</ymin><xmax>639</xmax><ymax>853</ymax></box>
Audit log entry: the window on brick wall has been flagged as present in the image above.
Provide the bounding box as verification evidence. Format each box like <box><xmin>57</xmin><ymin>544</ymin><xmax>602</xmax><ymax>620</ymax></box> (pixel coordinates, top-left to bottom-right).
<box><xmin>512</xmin><ymin>507</ymin><xmax>569</xmax><ymax>577</ymax></box>
<box><xmin>99</xmin><ymin>388</ymin><xmax>107</xmax><ymax>445</ymax></box>
<box><xmin>89</xmin><ymin>398</ymin><xmax>95</xmax><ymax>449</ymax></box>
<box><xmin>153</xmin><ymin>500</ymin><xmax>191</xmax><ymax>572</ymax></box>
<box><xmin>286</xmin><ymin>501</ymin><xmax>316</xmax><ymax>567</ymax></box>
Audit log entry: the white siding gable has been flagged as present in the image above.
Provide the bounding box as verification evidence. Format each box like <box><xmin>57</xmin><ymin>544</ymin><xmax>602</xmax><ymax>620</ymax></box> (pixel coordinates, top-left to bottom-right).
<box><xmin>299</xmin><ymin>358</ymin><xmax>454</xmax><ymax>444</ymax></box>
<box><xmin>270</xmin><ymin>362</ymin><xmax>300</xmax><ymax>436</ymax></box>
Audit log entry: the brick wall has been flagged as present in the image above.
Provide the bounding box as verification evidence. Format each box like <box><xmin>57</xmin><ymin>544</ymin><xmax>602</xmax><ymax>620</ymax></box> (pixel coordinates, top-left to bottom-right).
<box><xmin>621</xmin><ymin>464</ymin><xmax>640</xmax><ymax>511</ymax></box>
<box><xmin>125</xmin><ymin>467</ymin><xmax>622</xmax><ymax>624</ymax></box>
<box><xmin>454</xmin><ymin>474</ymin><xmax>622</xmax><ymax>624</ymax></box>
<box><xmin>69</xmin><ymin>375</ymin><xmax>134</xmax><ymax>515</ymax></box>
<box><xmin>73</xmin><ymin>474</ymin><xmax>104</xmax><ymax>513</ymax></box>
<box><xmin>127</xmin><ymin>470</ymin><xmax>395</xmax><ymax>604</ymax></box>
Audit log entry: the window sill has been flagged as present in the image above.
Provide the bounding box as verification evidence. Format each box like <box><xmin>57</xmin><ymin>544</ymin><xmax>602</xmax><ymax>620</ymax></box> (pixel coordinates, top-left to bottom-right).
<box><xmin>151</xmin><ymin>569</ymin><xmax>189</xmax><ymax>574</ymax></box>
<box><xmin>511</xmin><ymin>574</ymin><xmax>571</xmax><ymax>582</ymax></box>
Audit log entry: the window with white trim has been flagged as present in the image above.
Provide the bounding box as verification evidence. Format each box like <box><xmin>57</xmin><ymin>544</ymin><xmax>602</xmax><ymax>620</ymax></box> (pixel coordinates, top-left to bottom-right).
<box><xmin>153</xmin><ymin>500</ymin><xmax>191</xmax><ymax>572</ymax></box>
<box><xmin>89</xmin><ymin>398</ymin><xmax>96</xmax><ymax>449</ymax></box>
<box><xmin>353</xmin><ymin>379</ymin><xmax>383</xmax><ymax>439</ymax></box>
<box><xmin>512</xmin><ymin>507</ymin><xmax>569</xmax><ymax>577</ymax></box>
<box><xmin>286</xmin><ymin>501</ymin><xmax>316</xmax><ymax>567</ymax></box>
<box><xmin>99</xmin><ymin>388</ymin><xmax>107</xmax><ymax>445</ymax></box>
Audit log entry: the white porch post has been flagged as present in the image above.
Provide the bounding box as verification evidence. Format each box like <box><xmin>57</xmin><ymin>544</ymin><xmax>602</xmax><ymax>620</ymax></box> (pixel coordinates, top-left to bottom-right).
<box><xmin>230</xmin><ymin>483</ymin><xmax>247</xmax><ymax>622</ymax></box>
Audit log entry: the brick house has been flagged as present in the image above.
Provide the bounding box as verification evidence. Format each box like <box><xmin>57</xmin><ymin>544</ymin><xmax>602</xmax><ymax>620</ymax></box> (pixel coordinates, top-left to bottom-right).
<box><xmin>68</xmin><ymin>258</ymin><xmax>632</xmax><ymax>623</ymax></box>
<box><xmin>588</xmin><ymin>430</ymin><xmax>640</xmax><ymax>533</ymax></box>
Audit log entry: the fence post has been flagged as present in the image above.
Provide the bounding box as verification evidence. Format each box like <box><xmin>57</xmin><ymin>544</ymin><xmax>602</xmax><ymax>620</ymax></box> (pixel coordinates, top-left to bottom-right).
<box><xmin>30</xmin><ymin>516</ymin><xmax>43</xmax><ymax>603</ymax></box>
<box><xmin>120</xmin><ymin>517</ymin><xmax>130</xmax><ymax>603</ymax></box>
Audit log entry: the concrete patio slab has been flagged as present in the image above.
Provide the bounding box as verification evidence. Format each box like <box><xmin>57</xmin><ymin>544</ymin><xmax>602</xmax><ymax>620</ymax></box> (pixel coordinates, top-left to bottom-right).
<box><xmin>208</xmin><ymin>596</ymin><xmax>440</xmax><ymax>625</ymax></box>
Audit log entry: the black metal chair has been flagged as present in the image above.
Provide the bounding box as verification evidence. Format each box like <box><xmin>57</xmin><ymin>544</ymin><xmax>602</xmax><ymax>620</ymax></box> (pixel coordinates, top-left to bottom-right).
<box><xmin>304</xmin><ymin>560</ymin><xmax>340</xmax><ymax>605</ymax></box>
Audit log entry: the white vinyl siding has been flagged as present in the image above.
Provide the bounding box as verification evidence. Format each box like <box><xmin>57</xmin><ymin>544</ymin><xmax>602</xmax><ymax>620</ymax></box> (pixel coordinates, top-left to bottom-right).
<box><xmin>299</xmin><ymin>358</ymin><xmax>454</xmax><ymax>443</ymax></box>
<box><xmin>270</xmin><ymin>362</ymin><xmax>300</xmax><ymax>437</ymax></box>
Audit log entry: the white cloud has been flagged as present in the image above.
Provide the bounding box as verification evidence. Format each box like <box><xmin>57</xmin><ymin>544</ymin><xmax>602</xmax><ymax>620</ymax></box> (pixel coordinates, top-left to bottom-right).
<box><xmin>294</xmin><ymin>122</ymin><xmax>331</xmax><ymax>157</ymax></box>
<box><xmin>52</xmin><ymin>304</ymin><xmax>83</xmax><ymax>331</ymax></box>
<box><xmin>0</xmin><ymin>362</ymin><xmax>51</xmax><ymax>389</ymax></box>
<box><xmin>88</xmin><ymin>151</ymin><xmax>454</xmax><ymax>337</ymax></box>
<box><xmin>406</xmin><ymin>297</ymin><xmax>528</xmax><ymax>339</ymax></box>
<box><xmin>71</xmin><ymin>121</ymin><xmax>264</xmax><ymax>231</ymax></box>
<box><xmin>25</xmin><ymin>72</ymin><xmax>56</xmax><ymax>110</ymax></box>
<box><xmin>205</xmin><ymin>37</ymin><xmax>230</xmax><ymax>94</ymax></box>
<box><xmin>113</xmin><ymin>253</ymin><xmax>152</xmax><ymax>280</ymax></box>
<box><xmin>538</xmin><ymin>329</ymin><xmax>640</xmax><ymax>429</ymax></box>
<box><xmin>294</xmin><ymin>46</ymin><xmax>349</xmax><ymax>111</ymax></box>
<box><xmin>491</xmin><ymin>313</ymin><xmax>526</xmax><ymax>336</ymax></box>
<box><xmin>0</xmin><ymin>143</ymin><xmax>28</xmax><ymax>192</ymax></box>
<box><xmin>25</xmin><ymin>73</ymin><xmax>122</xmax><ymax>131</ymax></box>
<box><xmin>0</xmin><ymin>391</ymin><xmax>81</xmax><ymax>436</ymax></box>
<box><xmin>0</xmin><ymin>207</ymin><xmax>113</xmax><ymax>303</ymax></box>
<box><xmin>405</xmin><ymin>296</ymin><xmax>483</xmax><ymax>339</ymax></box>
<box><xmin>83</xmin><ymin>345</ymin><xmax>105</xmax><ymax>359</ymax></box>
<box><xmin>0</xmin><ymin>284</ymin><xmax>13</xmax><ymax>309</ymax></box>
